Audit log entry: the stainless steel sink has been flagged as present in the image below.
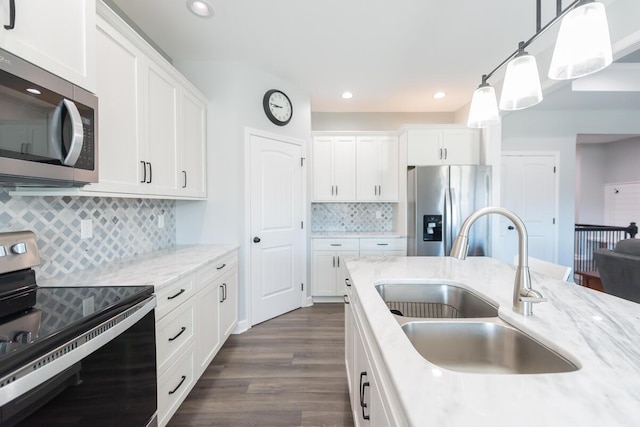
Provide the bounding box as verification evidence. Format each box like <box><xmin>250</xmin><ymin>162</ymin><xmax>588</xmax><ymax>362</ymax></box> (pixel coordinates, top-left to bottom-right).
<box><xmin>375</xmin><ymin>283</ymin><xmax>498</xmax><ymax>318</ymax></box>
<box><xmin>401</xmin><ymin>321</ymin><xmax>579</xmax><ymax>374</ymax></box>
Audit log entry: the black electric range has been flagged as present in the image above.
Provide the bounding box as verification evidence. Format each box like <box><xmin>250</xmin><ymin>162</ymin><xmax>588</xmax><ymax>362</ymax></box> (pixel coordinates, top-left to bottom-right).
<box><xmin>0</xmin><ymin>231</ymin><xmax>157</xmax><ymax>427</ymax></box>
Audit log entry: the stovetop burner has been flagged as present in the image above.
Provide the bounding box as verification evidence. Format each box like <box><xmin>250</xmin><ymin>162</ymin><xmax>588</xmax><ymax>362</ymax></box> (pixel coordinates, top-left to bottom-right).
<box><xmin>0</xmin><ymin>230</ymin><xmax>154</xmax><ymax>378</ymax></box>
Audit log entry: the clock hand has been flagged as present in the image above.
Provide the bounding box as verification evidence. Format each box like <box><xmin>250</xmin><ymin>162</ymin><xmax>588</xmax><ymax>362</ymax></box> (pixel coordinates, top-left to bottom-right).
<box><xmin>270</xmin><ymin>102</ymin><xmax>283</xmax><ymax>108</ymax></box>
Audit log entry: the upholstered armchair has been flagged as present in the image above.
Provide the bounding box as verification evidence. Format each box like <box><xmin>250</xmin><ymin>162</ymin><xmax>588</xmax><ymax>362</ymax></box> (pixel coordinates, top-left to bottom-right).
<box><xmin>594</xmin><ymin>239</ymin><xmax>640</xmax><ymax>303</ymax></box>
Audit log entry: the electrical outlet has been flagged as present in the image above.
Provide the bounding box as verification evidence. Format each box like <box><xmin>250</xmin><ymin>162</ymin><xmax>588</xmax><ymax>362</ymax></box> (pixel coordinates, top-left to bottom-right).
<box><xmin>375</xmin><ymin>211</ymin><xmax>382</xmax><ymax>219</ymax></box>
<box><xmin>80</xmin><ymin>219</ymin><xmax>93</xmax><ymax>239</ymax></box>
<box><xmin>158</xmin><ymin>214</ymin><xmax>165</xmax><ymax>229</ymax></box>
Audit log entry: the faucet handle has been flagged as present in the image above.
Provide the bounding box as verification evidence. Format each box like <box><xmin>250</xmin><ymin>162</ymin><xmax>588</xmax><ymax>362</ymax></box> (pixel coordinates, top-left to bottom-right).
<box><xmin>520</xmin><ymin>296</ymin><xmax>548</xmax><ymax>303</ymax></box>
<box><xmin>519</xmin><ymin>288</ymin><xmax>548</xmax><ymax>304</ymax></box>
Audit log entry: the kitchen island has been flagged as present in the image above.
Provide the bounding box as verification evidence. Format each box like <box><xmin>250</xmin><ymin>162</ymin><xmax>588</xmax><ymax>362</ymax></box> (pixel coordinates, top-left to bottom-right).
<box><xmin>345</xmin><ymin>256</ymin><xmax>640</xmax><ymax>427</ymax></box>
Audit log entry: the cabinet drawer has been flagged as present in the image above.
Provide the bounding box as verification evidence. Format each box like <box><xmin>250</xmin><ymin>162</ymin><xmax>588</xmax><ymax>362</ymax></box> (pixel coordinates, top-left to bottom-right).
<box><xmin>312</xmin><ymin>238</ymin><xmax>360</xmax><ymax>251</ymax></box>
<box><xmin>156</xmin><ymin>299</ymin><xmax>196</xmax><ymax>376</ymax></box>
<box><xmin>158</xmin><ymin>344</ymin><xmax>195</xmax><ymax>427</ymax></box>
<box><xmin>155</xmin><ymin>273</ymin><xmax>195</xmax><ymax>320</ymax></box>
<box><xmin>359</xmin><ymin>238</ymin><xmax>406</xmax><ymax>251</ymax></box>
<box><xmin>196</xmin><ymin>251</ymin><xmax>238</xmax><ymax>292</ymax></box>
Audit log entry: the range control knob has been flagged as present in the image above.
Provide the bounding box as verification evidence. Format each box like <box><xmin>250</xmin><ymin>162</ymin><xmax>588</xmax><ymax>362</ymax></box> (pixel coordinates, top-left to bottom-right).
<box><xmin>0</xmin><ymin>246</ymin><xmax>6</xmax><ymax>257</ymax></box>
<box><xmin>11</xmin><ymin>243</ymin><xmax>27</xmax><ymax>254</ymax></box>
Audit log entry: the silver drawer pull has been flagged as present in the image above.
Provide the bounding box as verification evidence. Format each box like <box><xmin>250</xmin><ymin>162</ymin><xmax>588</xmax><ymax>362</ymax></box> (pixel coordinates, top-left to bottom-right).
<box><xmin>376</xmin><ymin>243</ymin><xmax>389</xmax><ymax>246</ymax></box>
<box><xmin>216</xmin><ymin>263</ymin><xmax>226</xmax><ymax>270</ymax></box>
<box><xmin>330</xmin><ymin>243</ymin><xmax>342</xmax><ymax>246</ymax></box>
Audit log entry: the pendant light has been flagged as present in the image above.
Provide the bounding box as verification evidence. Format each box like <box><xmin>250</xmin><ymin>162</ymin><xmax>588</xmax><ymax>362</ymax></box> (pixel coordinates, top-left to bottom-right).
<box><xmin>548</xmin><ymin>0</ymin><xmax>612</xmax><ymax>80</ymax></box>
<box><xmin>499</xmin><ymin>42</ymin><xmax>543</xmax><ymax>111</ymax></box>
<box><xmin>467</xmin><ymin>75</ymin><xmax>500</xmax><ymax>128</ymax></box>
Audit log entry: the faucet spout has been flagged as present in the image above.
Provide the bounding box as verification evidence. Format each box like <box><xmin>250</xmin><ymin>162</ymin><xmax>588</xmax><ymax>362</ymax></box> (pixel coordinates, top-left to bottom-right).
<box><xmin>451</xmin><ymin>207</ymin><xmax>547</xmax><ymax>316</ymax></box>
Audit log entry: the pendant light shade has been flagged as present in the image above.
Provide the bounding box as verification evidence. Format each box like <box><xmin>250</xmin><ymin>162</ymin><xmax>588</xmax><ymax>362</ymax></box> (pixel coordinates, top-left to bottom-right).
<box><xmin>467</xmin><ymin>80</ymin><xmax>500</xmax><ymax>128</ymax></box>
<box><xmin>499</xmin><ymin>47</ymin><xmax>543</xmax><ymax>111</ymax></box>
<box><xmin>548</xmin><ymin>0</ymin><xmax>612</xmax><ymax>80</ymax></box>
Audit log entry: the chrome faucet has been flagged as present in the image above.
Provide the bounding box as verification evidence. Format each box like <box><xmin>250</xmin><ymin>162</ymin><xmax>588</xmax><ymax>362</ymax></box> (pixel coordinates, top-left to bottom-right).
<box><xmin>450</xmin><ymin>207</ymin><xmax>547</xmax><ymax>316</ymax></box>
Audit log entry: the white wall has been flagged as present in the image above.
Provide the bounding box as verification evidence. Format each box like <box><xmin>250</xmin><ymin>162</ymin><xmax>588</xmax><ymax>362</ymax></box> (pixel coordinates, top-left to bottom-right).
<box><xmin>173</xmin><ymin>60</ymin><xmax>312</xmax><ymax>327</ymax></box>
<box><xmin>312</xmin><ymin>112</ymin><xmax>455</xmax><ymax>131</ymax></box>
<box><xmin>502</xmin><ymin>109</ymin><xmax>640</xmax><ymax>269</ymax></box>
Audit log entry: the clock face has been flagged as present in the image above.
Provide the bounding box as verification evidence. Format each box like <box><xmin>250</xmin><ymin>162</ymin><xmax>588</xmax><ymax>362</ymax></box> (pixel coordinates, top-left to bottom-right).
<box><xmin>263</xmin><ymin>90</ymin><xmax>293</xmax><ymax>126</ymax></box>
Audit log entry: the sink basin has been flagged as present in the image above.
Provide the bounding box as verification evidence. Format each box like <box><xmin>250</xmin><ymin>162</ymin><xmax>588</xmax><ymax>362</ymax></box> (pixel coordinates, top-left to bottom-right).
<box><xmin>375</xmin><ymin>283</ymin><xmax>498</xmax><ymax>318</ymax></box>
<box><xmin>401</xmin><ymin>321</ymin><xmax>579</xmax><ymax>374</ymax></box>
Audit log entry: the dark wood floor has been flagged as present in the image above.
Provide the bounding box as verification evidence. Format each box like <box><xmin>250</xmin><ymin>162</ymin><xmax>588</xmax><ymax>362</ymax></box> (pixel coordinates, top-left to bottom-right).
<box><xmin>168</xmin><ymin>303</ymin><xmax>355</xmax><ymax>427</ymax></box>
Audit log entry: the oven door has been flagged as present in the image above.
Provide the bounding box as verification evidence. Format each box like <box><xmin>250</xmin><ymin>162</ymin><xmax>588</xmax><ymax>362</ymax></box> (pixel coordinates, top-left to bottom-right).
<box><xmin>0</xmin><ymin>297</ymin><xmax>157</xmax><ymax>427</ymax></box>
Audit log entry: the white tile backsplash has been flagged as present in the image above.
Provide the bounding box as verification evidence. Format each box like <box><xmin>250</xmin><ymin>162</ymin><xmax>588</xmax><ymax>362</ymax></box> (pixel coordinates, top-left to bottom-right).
<box><xmin>0</xmin><ymin>190</ymin><xmax>175</xmax><ymax>278</ymax></box>
<box><xmin>311</xmin><ymin>202</ymin><xmax>393</xmax><ymax>232</ymax></box>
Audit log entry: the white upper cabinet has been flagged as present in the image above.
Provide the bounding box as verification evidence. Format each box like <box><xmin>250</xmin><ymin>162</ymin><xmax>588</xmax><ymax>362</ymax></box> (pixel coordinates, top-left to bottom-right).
<box><xmin>88</xmin><ymin>16</ymin><xmax>144</xmax><ymax>194</ymax></box>
<box><xmin>179</xmin><ymin>88</ymin><xmax>207</xmax><ymax>198</ymax></box>
<box><xmin>313</xmin><ymin>136</ymin><xmax>356</xmax><ymax>201</ymax></box>
<box><xmin>85</xmin><ymin>2</ymin><xmax>207</xmax><ymax>199</ymax></box>
<box><xmin>356</xmin><ymin>136</ymin><xmax>398</xmax><ymax>201</ymax></box>
<box><xmin>407</xmin><ymin>127</ymin><xmax>479</xmax><ymax>166</ymax></box>
<box><xmin>145</xmin><ymin>61</ymin><xmax>180</xmax><ymax>195</ymax></box>
<box><xmin>0</xmin><ymin>0</ymin><xmax>96</xmax><ymax>91</ymax></box>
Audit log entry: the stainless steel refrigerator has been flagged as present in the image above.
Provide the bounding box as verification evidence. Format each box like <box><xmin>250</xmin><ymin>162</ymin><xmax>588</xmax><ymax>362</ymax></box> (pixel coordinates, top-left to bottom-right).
<box><xmin>408</xmin><ymin>165</ymin><xmax>492</xmax><ymax>256</ymax></box>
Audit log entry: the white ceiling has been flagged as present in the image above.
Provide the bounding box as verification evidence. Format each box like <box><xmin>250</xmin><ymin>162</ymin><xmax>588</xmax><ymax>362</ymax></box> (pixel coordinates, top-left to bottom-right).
<box><xmin>109</xmin><ymin>0</ymin><xmax>638</xmax><ymax>115</ymax></box>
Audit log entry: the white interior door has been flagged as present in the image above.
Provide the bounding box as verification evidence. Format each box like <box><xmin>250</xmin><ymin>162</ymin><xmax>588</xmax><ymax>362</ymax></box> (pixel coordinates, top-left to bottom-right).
<box><xmin>250</xmin><ymin>133</ymin><xmax>304</xmax><ymax>325</ymax></box>
<box><xmin>496</xmin><ymin>154</ymin><xmax>558</xmax><ymax>264</ymax></box>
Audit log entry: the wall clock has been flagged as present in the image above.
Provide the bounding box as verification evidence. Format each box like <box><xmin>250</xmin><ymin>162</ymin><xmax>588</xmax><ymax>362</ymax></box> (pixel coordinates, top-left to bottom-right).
<box><xmin>263</xmin><ymin>89</ymin><xmax>293</xmax><ymax>126</ymax></box>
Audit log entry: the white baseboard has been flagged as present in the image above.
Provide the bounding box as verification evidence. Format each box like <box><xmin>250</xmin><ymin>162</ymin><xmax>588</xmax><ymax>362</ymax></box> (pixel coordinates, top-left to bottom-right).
<box><xmin>312</xmin><ymin>296</ymin><xmax>344</xmax><ymax>304</ymax></box>
<box><xmin>232</xmin><ymin>319</ymin><xmax>251</xmax><ymax>334</ymax></box>
<box><xmin>305</xmin><ymin>296</ymin><xmax>314</xmax><ymax>307</ymax></box>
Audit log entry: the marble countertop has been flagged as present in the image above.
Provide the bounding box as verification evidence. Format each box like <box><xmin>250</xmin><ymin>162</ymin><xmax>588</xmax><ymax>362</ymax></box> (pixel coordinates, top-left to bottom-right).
<box><xmin>311</xmin><ymin>232</ymin><xmax>406</xmax><ymax>238</ymax></box>
<box><xmin>39</xmin><ymin>244</ymin><xmax>239</xmax><ymax>292</ymax></box>
<box><xmin>345</xmin><ymin>256</ymin><xmax>640</xmax><ymax>427</ymax></box>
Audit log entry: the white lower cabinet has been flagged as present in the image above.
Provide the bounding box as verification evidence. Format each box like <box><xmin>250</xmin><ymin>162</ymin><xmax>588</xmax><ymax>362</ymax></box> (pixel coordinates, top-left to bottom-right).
<box><xmin>312</xmin><ymin>238</ymin><xmax>360</xmax><ymax>296</ymax></box>
<box><xmin>158</xmin><ymin>344</ymin><xmax>196</xmax><ymax>427</ymax></box>
<box><xmin>155</xmin><ymin>250</ymin><xmax>238</xmax><ymax>426</ymax></box>
<box><xmin>347</xmin><ymin>285</ymin><xmax>394</xmax><ymax>427</ymax></box>
<box><xmin>312</xmin><ymin>238</ymin><xmax>406</xmax><ymax>296</ymax></box>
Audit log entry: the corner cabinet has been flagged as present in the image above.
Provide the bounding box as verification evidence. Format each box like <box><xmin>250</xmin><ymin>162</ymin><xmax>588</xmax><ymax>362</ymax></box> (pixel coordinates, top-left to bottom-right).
<box><xmin>406</xmin><ymin>127</ymin><xmax>480</xmax><ymax>166</ymax></box>
<box><xmin>84</xmin><ymin>3</ymin><xmax>207</xmax><ymax>200</ymax></box>
<box><xmin>0</xmin><ymin>0</ymin><xmax>96</xmax><ymax>91</ymax></box>
<box><xmin>356</xmin><ymin>136</ymin><xmax>399</xmax><ymax>202</ymax></box>
<box><xmin>156</xmin><ymin>250</ymin><xmax>238</xmax><ymax>427</ymax></box>
<box><xmin>313</xmin><ymin>136</ymin><xmax>356</xmax><ymax>201</ymax></box>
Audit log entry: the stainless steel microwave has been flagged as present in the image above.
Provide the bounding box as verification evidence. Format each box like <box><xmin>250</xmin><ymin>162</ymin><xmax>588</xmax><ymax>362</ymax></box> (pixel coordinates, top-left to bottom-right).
<box><xmin>0</xmin><ymin>48</ymin><xmax>97</xmax><ymax>187</ymax></box>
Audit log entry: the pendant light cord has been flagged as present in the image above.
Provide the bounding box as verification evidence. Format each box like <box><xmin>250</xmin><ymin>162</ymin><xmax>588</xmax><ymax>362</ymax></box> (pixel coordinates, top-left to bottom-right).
<box><xmin>483</xmin><ymin>0</ymin><xmax>582</xmax><ymax>82</ymax></box>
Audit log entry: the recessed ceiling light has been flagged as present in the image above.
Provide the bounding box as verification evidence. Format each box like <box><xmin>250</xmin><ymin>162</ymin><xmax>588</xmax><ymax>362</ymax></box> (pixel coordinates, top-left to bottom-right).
<box><xmin>186</xmin><ymin>0</ymin><xmax>213</xmax><ymax>18</ymax></box>
<box><xmin>433</xmin><ymin>91</ymin><xmax>446</xmax><ymax>99</ymax></box>
<box><xmin>342</xmin><ymin>92</ymin><xmax>353</xmax><ymax>99</ymax></box>
<box><xmin>26</xmin><ymin>88</ymin><xmax>41</xmax><ymax>95</ymax></box>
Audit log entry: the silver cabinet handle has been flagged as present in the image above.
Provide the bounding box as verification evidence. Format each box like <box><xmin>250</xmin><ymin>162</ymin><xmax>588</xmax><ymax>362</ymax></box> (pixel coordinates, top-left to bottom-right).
<box><xmin>182</xmin><ymin>170</ymin><xmax>187</xmax><ymax>188</ymax></box>
<box><xmin>444</xmin><ymin>148</ymin><xmax>448</xmax><ymax>159</ymax></box>
<box><xmin>331</xmin><ymin>185</ymin><xmax>334</xmax><ymax>196</ymax></box>
<box><xmin>330</xmin><ymin>243</ymin><xmax>342</xmax><ymax>247</ymax></box>
<box><xmin>344</xmin><ymin>295</ymin><xmax>350</xmax><ymax>304</ymax></box>
<box><xmin>332</xmin><ymin>256</ymin><xmax>335</xmax><ymax>268</ymax></box>
<box><xmin>336</xmin><ymin>185</ymin><xmax>338</xmax><ymax>196</ymax></box>
<box><xmin>337</xmin><ymin>256</ymin><xmax>340</xmax><ymax>268</ymax></box>
<box><xmin>374</xmin><ymin>185</ymin><xmax>377</xmax><ymax>196</ymax></box>
<box><xmin>376</xmin><ymin>243</ymin><xmax>389</xmax><ymax>246</ymax></box>
<box><xmin>439</xmin><ymin>148</ymin><xmax>443</xmax><ymax>159</ymax></box>
<box><xmin>345</xmin><ymin>277</ymin><xmax>351</xmax><ymax>287</ymax></box>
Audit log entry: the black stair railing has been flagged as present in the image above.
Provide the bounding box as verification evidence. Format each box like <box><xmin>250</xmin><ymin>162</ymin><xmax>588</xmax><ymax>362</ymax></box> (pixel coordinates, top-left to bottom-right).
<box><xmin>574</xmin><ymin>222</ymin><xmax>637</xmax><ymax>284</ymax></box>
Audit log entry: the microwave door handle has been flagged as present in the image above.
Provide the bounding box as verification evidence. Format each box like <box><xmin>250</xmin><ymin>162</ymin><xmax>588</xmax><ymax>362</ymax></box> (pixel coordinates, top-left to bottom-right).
<box><xmin>60</xmin><ymin>99</ymin><xmax>84</xmax><ymax>166</ymax></box>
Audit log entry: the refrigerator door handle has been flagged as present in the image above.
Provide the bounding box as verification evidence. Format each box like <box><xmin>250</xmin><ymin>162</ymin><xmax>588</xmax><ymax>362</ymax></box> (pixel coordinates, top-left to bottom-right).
<box><xmin>444</xmin><ymin>187</ymin><xmax>453</xmax><ymax>255</ymax></box>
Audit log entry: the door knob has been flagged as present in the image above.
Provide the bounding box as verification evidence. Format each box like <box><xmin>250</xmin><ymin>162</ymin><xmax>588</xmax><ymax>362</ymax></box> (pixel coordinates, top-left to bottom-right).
<box><xmin>507</xmin><ymin>226</ymin><xmax>515</xmax><ymax>230</ymax></box>
<box><xmin>253</xmin><ymin>237</ymin><xmax>261</xmax><ymax>243</ymax></box>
